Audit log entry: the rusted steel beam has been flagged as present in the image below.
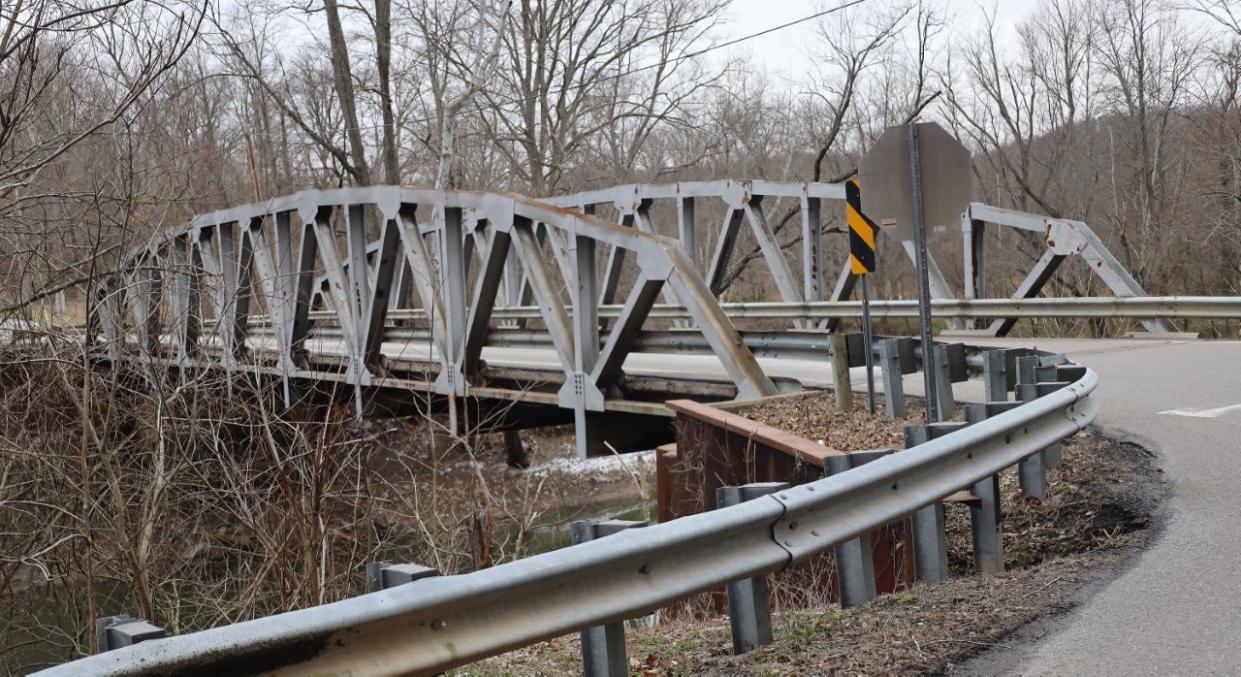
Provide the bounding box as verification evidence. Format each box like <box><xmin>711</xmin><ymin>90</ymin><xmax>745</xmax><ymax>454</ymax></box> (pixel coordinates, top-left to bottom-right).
<box><xmin>663</xmin><ymin>395</ymin><xmax>917</xmax><ymax>606</ymax></box>
<box><xmin>665</xmin><ymin>399</ymin><xmax>846</xmax><ymax>467</ymax></box>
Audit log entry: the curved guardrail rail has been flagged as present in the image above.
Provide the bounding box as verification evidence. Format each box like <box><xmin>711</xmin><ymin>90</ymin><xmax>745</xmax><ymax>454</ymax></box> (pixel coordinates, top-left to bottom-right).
<box><xmin>35</xmin><ymin>348</ymin><xmax>1098</xmax><ymax>676</ymax></box>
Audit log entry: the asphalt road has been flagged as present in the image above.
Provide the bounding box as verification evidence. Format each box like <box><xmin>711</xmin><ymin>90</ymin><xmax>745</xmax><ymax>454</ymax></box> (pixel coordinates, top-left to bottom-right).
<box><xmin>953</xmin><ymin>337</ymin><xmax>1241</xmax><ymax>675</ymax></box>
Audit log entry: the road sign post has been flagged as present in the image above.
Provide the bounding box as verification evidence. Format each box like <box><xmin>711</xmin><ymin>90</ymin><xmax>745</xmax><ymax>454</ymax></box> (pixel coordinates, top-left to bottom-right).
<box><xmin>846</xmin><ymin>180</ymin><xmax>878</xmax><ymax>414</ymax></box>
<box><xmin>858</xmin><ymin>121</ymin><xmax>974</xmax><ymax>423</ymax></box>
<box><xmin>907</xmin><ymin>123</ymin><xmax>938</xmax><ymax>422</ymax></box>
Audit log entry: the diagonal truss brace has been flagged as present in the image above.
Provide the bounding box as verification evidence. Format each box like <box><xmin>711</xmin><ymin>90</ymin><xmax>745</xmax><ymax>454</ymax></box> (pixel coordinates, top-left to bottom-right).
<box><xmin>964</xmin><ymin>203</ymin><xmax>1177</xmax><ymax>336</ymax></box>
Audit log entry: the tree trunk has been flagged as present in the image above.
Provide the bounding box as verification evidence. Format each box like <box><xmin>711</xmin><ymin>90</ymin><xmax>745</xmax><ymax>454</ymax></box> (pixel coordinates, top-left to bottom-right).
<box><xmin>375</xmin><ymin>0</ymin><xmax>399</xmax><ymax>184</ymax></box>
<box><xmin>323</xmin><ymin>0</ymin><xmax>371</xmax><ymax>185</ymax></box>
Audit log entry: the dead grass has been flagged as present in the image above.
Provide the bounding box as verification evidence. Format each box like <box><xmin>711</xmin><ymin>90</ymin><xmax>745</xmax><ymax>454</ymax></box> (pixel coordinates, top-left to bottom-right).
<box><xmin>740</xmin><ymin>391</ymin><xmax>946</xmax><ymax>451</ymax></box>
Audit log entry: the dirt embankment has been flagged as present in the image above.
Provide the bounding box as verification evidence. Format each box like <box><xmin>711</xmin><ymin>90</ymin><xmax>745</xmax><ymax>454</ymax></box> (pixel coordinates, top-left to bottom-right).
<box><xmin>462</xmin><ymin>429</ymin><xmax>1165</xmax><ymax>675</ymax></box>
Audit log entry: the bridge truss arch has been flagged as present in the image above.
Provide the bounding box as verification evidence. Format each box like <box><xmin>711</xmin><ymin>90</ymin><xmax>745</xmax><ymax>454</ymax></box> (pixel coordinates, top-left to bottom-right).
<box><xmin>92</xmin><ymin>187</ymin><xmax>779</xmax><ymax>457</ymax></box>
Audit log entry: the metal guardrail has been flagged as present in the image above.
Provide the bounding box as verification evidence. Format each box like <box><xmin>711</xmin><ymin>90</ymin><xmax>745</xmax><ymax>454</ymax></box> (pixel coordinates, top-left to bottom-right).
<box><xmin>35</xmin><ymin>348</ymin><xmax>1099</xmax><ymax>676</ymax></box>
<box><xmin>291</xmin><ymin>295</ymin><xmax>1241</xmax><ymax>325</ymax></box>
<box><xmin>679</xmin><ymin>296</ymin><xmax>1240</xmax><ymax>320</ymax></box>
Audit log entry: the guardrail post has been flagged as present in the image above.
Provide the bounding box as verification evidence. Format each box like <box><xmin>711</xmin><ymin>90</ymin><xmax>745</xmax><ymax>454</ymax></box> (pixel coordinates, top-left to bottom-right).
<box><xmin>1048</xmin><ymin>363</ymin><xmax>1088</xmax><ymax>465</ymax></box>
<box><xmin>982</xmin><ymin>349</ymin><xmax>1008</xmax><ymax>402</ymax></box>
<box><xmin>571</xmin><ymin>519</ymin><xmax>647</xmax><ymax>677</ymax></box>
<box><xmin>1054</xmin><ymin>364</ymin><xmax>1087</xmax><ymax>383</ymax></box>
<box><xmin>827</xmin><ymin>333</ymin><xmax>853</xmax><ymax>410</ymax></box>
<box><xmin>1014</xmin><ymin>356</ymin><xmax>1048</xmax><ymax>499</ymax></box>
<box><xmin>932</xmin><ymin>343</ymin><xmax>956</xmax><ymax>419</ymax></box>
<box><xmin>964</xmin><ymin>402</ymin><xmax>1020</xmax><ymax>574</ymax></box>
<box><xmin>95</xmin><ymin>615</ymin><xmax>165</xmax><ymax>653</ymax></box>
<box><xmin>366</xmin><ymin>561</ymin><xmax>440</xmax><ymax>592</ymax></box>
<box><xmin>878</xmin><ymin>339</ymin><xmax>905</xmax><ymax>418</ymax></box>
<box><xmin>716</xmin><ymin>482</ymin><xmax>789</xmax><ymax>654</ymax></box>
<box><xmin>826</xmin><ymin>452</ymin><xmax>887</xmax><ymax>607</ymax></box>
<box><xmin>905</xmin><ymin>424</ymin><xmax>967</xmax><ymax>583</ymax></box>
<box><xmin>1031</xmin><ymin>356</ymin><xmax>1072</xmax><ymax>469</ymax></box>
<box><xmin>911</xmin><ymin>504</ymin><xmax>948</xmax><ymax>584</ymax></box>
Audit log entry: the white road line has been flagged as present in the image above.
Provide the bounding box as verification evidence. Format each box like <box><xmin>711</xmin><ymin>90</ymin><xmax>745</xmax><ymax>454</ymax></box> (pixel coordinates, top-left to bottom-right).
<box><xmin>1158</xmin><ymin>403</ymin><xmax>1241</xmax><ymax>418</ymax></box>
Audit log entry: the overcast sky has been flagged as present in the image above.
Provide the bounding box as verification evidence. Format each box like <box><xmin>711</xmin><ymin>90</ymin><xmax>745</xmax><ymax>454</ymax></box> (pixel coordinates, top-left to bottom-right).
<box><xmin>718</xmin><ymin>0</ymin><xmax>1039</xmax><ymax>87</ymax></box>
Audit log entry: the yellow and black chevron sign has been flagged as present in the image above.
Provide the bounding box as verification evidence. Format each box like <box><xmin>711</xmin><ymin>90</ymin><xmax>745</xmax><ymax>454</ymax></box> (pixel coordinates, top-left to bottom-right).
<box><xmin>846</xmin><ymin>179</ymin><xmax>878</xmax><ymax>274</ymax></box>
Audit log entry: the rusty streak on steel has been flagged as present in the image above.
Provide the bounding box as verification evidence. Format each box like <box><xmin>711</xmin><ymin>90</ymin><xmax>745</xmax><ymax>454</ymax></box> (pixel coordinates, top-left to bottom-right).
<box><xmin>665</xmin><ymin>399</ymin><xmax>846</xmax><ymax>467</ymax></box>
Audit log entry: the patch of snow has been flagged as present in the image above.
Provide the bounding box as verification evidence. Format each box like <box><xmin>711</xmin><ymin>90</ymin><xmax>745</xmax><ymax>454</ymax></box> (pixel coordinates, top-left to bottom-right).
<box><xmin>531</xmin><ymin>449</ymin><xmax>657</xmax><ymax>482</ymax></box>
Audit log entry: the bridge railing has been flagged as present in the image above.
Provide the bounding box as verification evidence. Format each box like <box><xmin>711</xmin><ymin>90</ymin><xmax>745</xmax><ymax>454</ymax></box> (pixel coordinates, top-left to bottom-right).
<box><xmin>34</xmin><ymin>345</ymin><xmax>1098</xmax><ymax>676</ymax></box>
<box><xmin>265</xmin><ymin>295</ymin><xmax>1241</xmax><ymax>325</ymax></box>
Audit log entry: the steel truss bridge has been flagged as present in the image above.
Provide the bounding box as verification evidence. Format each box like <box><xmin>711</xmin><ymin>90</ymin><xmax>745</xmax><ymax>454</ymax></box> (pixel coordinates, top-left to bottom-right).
<box><xmin>43</xmin><ymin>178</ymin><xmax>1241</xmax><ymax>675</ymax></box>
<box><xmin>91</xmin><ymin>180</ymin><xmax>1234</xmax><ymax>456</ymax></box>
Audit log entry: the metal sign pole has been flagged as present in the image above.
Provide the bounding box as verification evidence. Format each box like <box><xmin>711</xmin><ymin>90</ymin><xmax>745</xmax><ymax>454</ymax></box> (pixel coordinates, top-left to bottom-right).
<box><xmin>845</xmin><ymin>179</ymin><xmax>879</xmax><ymax>414</ymax></box>
<box><xmin>860</xmin><ymin>274</ymin><xmax>876</xmax><ymax>414</ymax></box>
<box><xmin>907</xmin><ymin>123</ymin><xmax>938</xmax><ymax>422</ymax></box>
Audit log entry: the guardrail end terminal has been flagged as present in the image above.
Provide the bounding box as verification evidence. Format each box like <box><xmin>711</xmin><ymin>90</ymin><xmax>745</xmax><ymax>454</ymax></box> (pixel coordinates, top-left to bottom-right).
<box><xmin>366</xmin><ymin>561</ymin><xmax>440</xmax><ymax>593</ymax></box>
<box><xmin>95</xmin><ymin>615</ymin><xmax>165</xmax><ymax>654</ymax></box>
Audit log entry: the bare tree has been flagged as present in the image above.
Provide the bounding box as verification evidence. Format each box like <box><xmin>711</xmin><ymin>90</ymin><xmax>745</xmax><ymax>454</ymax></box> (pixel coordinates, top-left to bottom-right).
<box><xmin>0</xmin><ymin>0</ymin><xmax>204</xmax><ymax>310</ymax></box>
<box><xmin>1093</xmin><ymin>0</ymin><xmax>1201</xmax><ymax>277</ymax></box>
<box><xmin>397</xmin><ymin>0</ymin><xmax>511</xmax><ymax>189</ymax></box>
<box><xmin>218</xmin><ymin>0</ymin><xmax>398</xmax><ymax>186</ymax></box>
<box><xmin>475</xmin><ymin>0</ymin><xmax>729</xmax><ymax>194</ymax></box>
<box><xmin>714</xmin><ymin>1</ymin><xmax>932</xmax><ymax>295</ymax></box>
<box><xmin>941</xmin><ymin>1</ymin><xmax>1098</xmax><ymax>218</ymax></box>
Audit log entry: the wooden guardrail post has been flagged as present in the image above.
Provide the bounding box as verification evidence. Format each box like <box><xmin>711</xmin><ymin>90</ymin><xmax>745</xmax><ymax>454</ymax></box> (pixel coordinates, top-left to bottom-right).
<box><xmin>827</xmin><ymin>333</ymin><xmax>853</xmax><ymax>410</ymax></box>
<box><xmin>716</xmin><ymin>482</ymin><xmax>790</xmax><ymax>654</ymax></box>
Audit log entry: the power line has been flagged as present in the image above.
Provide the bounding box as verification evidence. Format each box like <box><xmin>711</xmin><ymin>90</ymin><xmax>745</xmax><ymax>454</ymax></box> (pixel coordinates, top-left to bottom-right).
<box><xmin>239</xmin><ymin>0</ymin><xmax>873</xmax><ymax>137</ymax></box>
<box><xmin>623</xmin><ymin>0</ymin><xmax>869</xmax><ymax>79</ymax></box>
